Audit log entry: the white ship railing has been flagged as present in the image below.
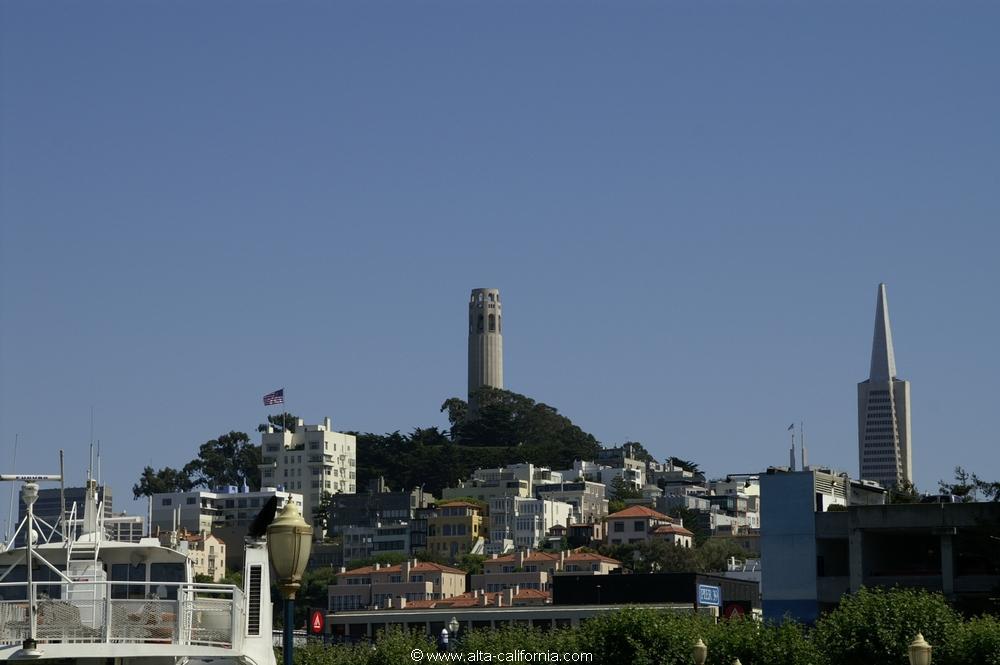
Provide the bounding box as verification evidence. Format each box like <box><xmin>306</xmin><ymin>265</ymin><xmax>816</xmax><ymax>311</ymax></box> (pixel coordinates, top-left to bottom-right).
<box><xmin>0</xmin><ymin>581</ymin><xmax>243</xmax><ymax>649</ymax></box>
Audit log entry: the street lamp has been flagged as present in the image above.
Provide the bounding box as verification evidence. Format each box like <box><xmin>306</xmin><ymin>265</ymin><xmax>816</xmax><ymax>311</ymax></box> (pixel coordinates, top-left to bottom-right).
<box><xmin>908</xmin><ymin>633</ymin><xmax>932</xmax><ymax>665</ymax></box>
<box><xmin>692</xmin><ymin>638</ymin><xmax>707</xmax><ymax>665</ymax></box>
<box><xmin>267</xmin><ymin>501</ymin><xmax>313</xmax><ymax>665</ymax></box>
<box><xmin>447</xmin><ymin>617</ymin><xmax>460</xmax><ymax>651</ymax></box>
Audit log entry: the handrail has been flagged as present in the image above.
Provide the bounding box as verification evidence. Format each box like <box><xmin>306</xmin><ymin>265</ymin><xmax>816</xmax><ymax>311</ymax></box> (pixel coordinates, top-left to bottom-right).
<box><xmin>0</xmin><ymin>579</ymin><xmax>244</xmax><ymax>648</ymax></box>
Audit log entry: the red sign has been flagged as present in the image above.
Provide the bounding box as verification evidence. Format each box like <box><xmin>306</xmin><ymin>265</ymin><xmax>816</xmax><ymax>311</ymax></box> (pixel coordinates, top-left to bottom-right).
<box><xmin>309</xmin><ymin>609</ymin><xmax>325</xmax><ymax>634</ymax></box>
<box><xmin>724</xmin><ymin>603</ymin><xmax>746</xmax><ymax>619</ymax></box>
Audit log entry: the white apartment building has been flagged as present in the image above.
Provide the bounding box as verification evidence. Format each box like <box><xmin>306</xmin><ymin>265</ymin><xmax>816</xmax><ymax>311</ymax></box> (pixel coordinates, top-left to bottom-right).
<box><xmin>150</xmin><ymin>487</ymin><xmax>303</xmax><ymax>536</ymax></box>
<box><xmin>471</xmin><ymin>464</ymin><xmax>563</xmax><ymax>495</ymax></box>
<box><xmin>260</xmin><ymin>417</ymin><xmax>357</xmax><ymax>521</ymax></box>
<box><xmin>557</xmin><ymin>460</ymin><xmax>607</xmax><ymax>482</ymax></box>
<box><xmin>488</xmin><ymin>496</ymin><xmax>574</xmax><ymax>549</ymax></box>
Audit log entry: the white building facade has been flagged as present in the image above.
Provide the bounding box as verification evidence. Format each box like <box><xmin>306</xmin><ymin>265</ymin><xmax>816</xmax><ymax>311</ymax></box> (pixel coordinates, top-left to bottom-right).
<box><xmin>150</xmin><ymin>487</ymin><xmax>303</xmax><ymax>536</ymax></box>
<box><xmin>260</xmin><ymin>417</ymin><xmax>356</xmax><ymax>521</ymax></box>
<box><xmin>488</xmin><ymin>496</ymin><xmax>574</xmax><ymax>549</ymax></box>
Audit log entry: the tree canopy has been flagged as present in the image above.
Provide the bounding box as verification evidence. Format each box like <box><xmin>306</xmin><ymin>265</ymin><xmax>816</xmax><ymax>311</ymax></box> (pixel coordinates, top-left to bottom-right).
<box><xmin>133</xmin><ymin>465</ymin><xmax>194</xmax><ymax>498</ymax></box>
<box><xmin>939</xmin><ymin>466</ymin><xmax>1000</xmax><ymax>502</ymax></box>
<box><xmin>445</xmin><ymin>387</ymin><xmax>602</xmax><ymax>466</ymax></box>
<box><xmin>257</xmin><ymin>412</ymin><xmax>298</xmax><ymax>433</ymax></box>
<box><xmin>133</xmin><ymin>429</ymin><xmax>262</xmax><ymax>499</ymax></box>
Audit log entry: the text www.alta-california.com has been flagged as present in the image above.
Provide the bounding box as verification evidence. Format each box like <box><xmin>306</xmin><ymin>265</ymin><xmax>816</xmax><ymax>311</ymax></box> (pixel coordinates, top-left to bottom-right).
<box><xmin>410</xmin><ymin>648</ymin><xmax>594</xmax><ymax>663</ymax></box>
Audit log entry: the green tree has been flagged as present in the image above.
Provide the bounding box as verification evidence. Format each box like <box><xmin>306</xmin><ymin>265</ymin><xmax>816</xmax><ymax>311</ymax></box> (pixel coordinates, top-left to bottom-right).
<box><xmin>312</xmin><ymin>491</ymin><xmax>333</xmax><ymax>537</ymax></box>
<box><xmin>132</xmin><ymin>465</ymin><xmax>193</xmax><ymax>499</ymax></box>
<box><xmin>186</xmin><ymin>431</ymin><xmax>262</xmax><ymax>490</ymax></box>
<box><xmin>667</xmin><ymin>457</ymin><xmax>701</xmax><ymax>474</ymax></box>
<box><xmin>814</xmin><ymin>587</ymin><xmax>960</xmax><ymax>665</ymax></box>
<box><xmin>296</xmin><ymin>566</ymin><xmax>337</xmax><ymax>624</ymax></box>
<box><xmin>939</xmin><ymin>466</ymin><xmax>977</xmax><ymax>502</ymax></box>
<box><xmin>258</xmin><ymin>412</ymin><xmax>299</xmax><ymax>433</ymax></box>
<box><xmin>344</xmin><ymin>552</ymin><xmax>410</xmax><ymax>571</ymax></box>
<box><xmin>938</xmin><ymin>466</ymin><xmax>1000</xmax><ymax>503</ymax></box>
<box><xmin>609</xmin><ymin>475</ymin><xmax>643</xmax><ymax>500</ymax></box>
<box><xmin>974</xmin><ymin>476</ymin><xmax>1000</xmax><ymax>502</ymax></box>
<box><xmin>444</xmin><ymin>387</ymin><xmax>602</xmax><ymax>467</ymax></box>
<box><xmin>665</xmin><ymin>506</ymin><xmax>710</xmax><ymax>546</ymax></box>
<box><xmin>889</xmin><ymin>479</ymin><xmax>921</xmax><ymax>504</ymax></box>
<box><xmin>456</xmin><ymin>553</ymin><xmax>487</xmax><ymax>575</ymax></box>
<box><xmin>410</xmin><ymin>549</ymin><xmax>449</xmax><ymax>566</ymax></box>
<box><xmin>219</xmin><ymin>569</ymin><xmax>243</xmax><ymax>589</ymax></box>
<box><xmin>439</xmin><ymin>397</ymin><xmax>468</xmax><ymax>437</ymax></box>
<box><xmin>618</xmin><ymin>441</ymin><xmax>656</xmax><ymax>464</ymax></box>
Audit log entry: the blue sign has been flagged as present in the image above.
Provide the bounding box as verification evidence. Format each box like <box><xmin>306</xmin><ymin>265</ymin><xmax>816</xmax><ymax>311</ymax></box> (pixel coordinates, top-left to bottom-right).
<box><xmin>697</xmin><ymin>584</ymin><xmax>722</xmax><ymax>607</ymax></box>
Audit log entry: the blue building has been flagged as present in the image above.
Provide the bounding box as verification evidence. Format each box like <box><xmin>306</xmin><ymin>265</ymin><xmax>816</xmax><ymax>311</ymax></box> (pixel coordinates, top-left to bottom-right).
<box><xmin>760</xmin><ymin>467</ymin><xmax>884</xmax><ymax>622</ymax></box>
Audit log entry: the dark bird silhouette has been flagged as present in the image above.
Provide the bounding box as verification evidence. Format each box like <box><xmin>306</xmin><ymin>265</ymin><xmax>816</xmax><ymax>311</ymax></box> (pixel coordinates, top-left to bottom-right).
<box><xmin>247</xmin><ymin>495</ymin><xmax>279</xmax><ymax>539</ymax></box>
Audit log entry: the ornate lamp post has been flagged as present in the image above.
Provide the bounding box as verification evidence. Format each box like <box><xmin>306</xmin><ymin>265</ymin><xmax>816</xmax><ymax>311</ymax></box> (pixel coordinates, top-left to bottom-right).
<box><xmin>692</xmin><ymin>638</ymin><xmax>707</xmax><ymax>665</ymax></box>
<box><xmin>267</xmin><ymin>501</ymin><xmax>313</xmax><ymax>665</ymax></box>
<box><xmin>908</xmin><ymin>633</ymin><xmax>932</xmax><ymax>665</ymax></box>
<box><xmin>447</xmin><ymin>617</ymin><xmax>460</xmax><ymax>652</ymax></box>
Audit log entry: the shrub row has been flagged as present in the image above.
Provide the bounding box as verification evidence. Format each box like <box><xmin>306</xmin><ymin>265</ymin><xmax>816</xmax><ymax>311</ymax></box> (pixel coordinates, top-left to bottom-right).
<box><xmin>289</xmin><ymin>587</ymin><xmax>1000</xmax><ymax>665</ymax></box>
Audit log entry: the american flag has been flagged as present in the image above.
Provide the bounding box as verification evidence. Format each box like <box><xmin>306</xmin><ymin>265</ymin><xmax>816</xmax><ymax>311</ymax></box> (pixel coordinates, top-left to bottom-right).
<box><xmin>263</xmin><ymin>389</ymin><xmax>284</xmax><ymax>406</ymax></box>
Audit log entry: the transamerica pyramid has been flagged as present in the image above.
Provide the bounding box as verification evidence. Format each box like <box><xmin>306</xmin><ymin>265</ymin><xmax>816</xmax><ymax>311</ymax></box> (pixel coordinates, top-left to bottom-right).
<box><xmin>857</xmin><ymin>284</ymin><xmax>912</xmax><ymax>489</ymax></box>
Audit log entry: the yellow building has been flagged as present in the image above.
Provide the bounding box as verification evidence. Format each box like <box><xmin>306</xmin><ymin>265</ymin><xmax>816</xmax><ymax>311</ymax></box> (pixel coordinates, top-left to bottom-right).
<box><xmin>427</xmin><ymin>501</ymin><xmax>485</xmax><ymax>560</ymax></box>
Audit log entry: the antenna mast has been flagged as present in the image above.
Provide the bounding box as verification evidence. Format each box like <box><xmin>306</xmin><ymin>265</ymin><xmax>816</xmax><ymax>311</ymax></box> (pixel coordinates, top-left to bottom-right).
<box><xmin>5</xmin><ymin>434</ymin><xmax>18</xmax><ymax>543</ymax></box>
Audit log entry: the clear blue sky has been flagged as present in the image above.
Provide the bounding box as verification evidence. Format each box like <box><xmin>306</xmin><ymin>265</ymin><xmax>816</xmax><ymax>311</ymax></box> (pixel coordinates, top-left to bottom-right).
<box><xmin>2</xmin><ymin>1</ymin><xmax>998</xmax><ymax>517</ymax></box>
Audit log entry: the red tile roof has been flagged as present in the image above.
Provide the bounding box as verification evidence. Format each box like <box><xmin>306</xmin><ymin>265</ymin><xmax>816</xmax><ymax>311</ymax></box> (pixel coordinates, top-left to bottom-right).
<box><xmin>607</xmin><ymin>505</ymin><xmax>674</xmax><ymax>521</ymax></box>
<box><xmin>437</xmin><ymin>501</ymin><xmax>482</xmax><ymax>509</ymax></box>
<box><xmin>339</xmin><ymin>561</ymin><xmax>466</xmax><ymax>577</ymax></box>
<box><xmin>562</xmin><ymin>552</ymin><xmax>621</xmax><ymax>565</ymax></box>
<box><xmin>400</xmin><ymin>589</ymin><xmax>551</xmax><ymax>609</ymax></box>
<box><xmin>486</xmin><ymin>551</ymin><xmax>560</xmax><ymax>564</ymax></box>
<box><xmin>651</xmin><ymin>524</ymin><xmax>694</xmax><ymax>536</ymax></box>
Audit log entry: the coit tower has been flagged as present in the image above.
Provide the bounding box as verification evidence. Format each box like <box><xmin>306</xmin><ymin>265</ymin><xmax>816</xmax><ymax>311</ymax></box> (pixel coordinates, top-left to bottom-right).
<box><xmin>468</xmin><ymin>288</ymin><xmax>503</xmax><ymax>401</ymax></box>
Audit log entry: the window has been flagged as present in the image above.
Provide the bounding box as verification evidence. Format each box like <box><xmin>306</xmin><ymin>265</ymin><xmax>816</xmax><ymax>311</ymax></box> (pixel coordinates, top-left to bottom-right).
<box><xmin>477</xmin><ymin>315</ymin><xmax>484</xmax><ymax>332</ymax></box>
<box><xmin>186</xmin><ymin>497</ymin><xmax>196</xmax><ymax>505</ymax></box>
<box><xmin>161</xmin><ymin>498</ymin><xmax>172</xmax><ymax>506</ymax></box>
<box><xmin>634</xmin><ymin>520</ymin><xmax>645</xmax><ymax>532</ymax></box>
<box><xmin>613</xmin><ymin>522</ymin><xmax>624</xmax><ymax>533</ymax></box>
<box><xmin>489</xmin><ymin>314</ymin><xmax>496</xmax><ymax>332</ymax></box>
<box><xmin>111</xmin><ymin>563</ymin><xmax>147</xmax><ymax>600</ymax></box>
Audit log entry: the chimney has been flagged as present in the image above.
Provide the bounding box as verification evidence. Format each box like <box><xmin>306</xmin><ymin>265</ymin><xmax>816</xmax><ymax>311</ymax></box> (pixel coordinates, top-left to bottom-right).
<box><xmin>505</xmin><ymin>587</ymin><xmax>515</xmax><ymax>606</ymax></box>
<box><xmin>491</xmin><ymin>554</ymin><xmax>498</xmax><ymax>560</ymax></box>
<box><xmin>480</xmin><ymin>592</ymin><xmax>488</xmax><ymax>607</ymax></box>
<box><xmin>338</xmin><ymin>566</ymin><xmax>346</xmax><ymax>574</ymax></box>
<box><xmin>517</xmin><ymin>550</ymin><xmax>526</xmax><ymax>567</ymax></box>
<box><xmin>403</xmin><ymin>560</ymin><xmax>412</xmax><ymax>579</ymax></box>
<box><xmin>497</xmin><ymin>595</ymin><xmax>503</xmax><ymax>608</ymax></box>
<box><xmin>559</xmin><ymin>551</ymin><xmax>566</xmax><ymax>568</ymax></box>
<box><xmin>324</xmin><ymin>417</ymin><xmax>332</xmax><ymax>430</ymax></box>
<box><xmin>398</xmin><ymin>597</ymin><xmax>406</xmax><ymax>609</ymax></box>
<box><xmin>297</xmin><ymin>418</ymin><xmax>304</xmax><ymax>428</ymax></box>
<box><xmin>386</xmin><ymin>597</ymin><xmax>393</xmax><ymax>609</ymax></box>
<box><xmin>375</xmin><ymin>563</ymin><xmax>381</xmax><ymax>570</ymax></box>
